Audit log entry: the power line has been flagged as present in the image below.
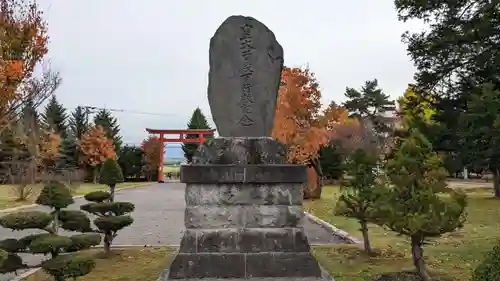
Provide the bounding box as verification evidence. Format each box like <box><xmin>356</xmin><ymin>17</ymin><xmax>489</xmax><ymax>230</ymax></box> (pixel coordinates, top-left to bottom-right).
<box><xmin>73</xmin><ymin>105</ymin><xmax>214</xmax><ymax>120</ymax></box>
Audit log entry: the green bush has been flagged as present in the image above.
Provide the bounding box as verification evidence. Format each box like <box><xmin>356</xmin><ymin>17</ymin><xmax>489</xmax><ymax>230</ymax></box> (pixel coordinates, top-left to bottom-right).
<box><xmin>66</xmin><ymin>234</ymin><xmax>102</xmax><ymax>252</ymax></box>
<box><xmin>94</xmin><ymin>215</ymin><xmax>133</xmax><ymax>232</ymax></box>
<box><xmin>471</xmin><ymin>241</ymin><xmax>500</xmax><ymax>281</ymax></box>
<box><xmin>0</xmin><ymin>249</ymin><xmax>7</xmax><ymax>266</ymax></box>
<box><xmin>0</xmin><ymin>254</ymin><xmax>25</xmax><ymax>273</ymax></box>
<box><xmin>36</xmin><ymin>181</ymin><xmax>74</xmax><ymax>209</ymax></box>
<box><xmin>41</xmin><ymin>253</ymin><xmax>96</xmax><ymax>280</ymax></box>
<box><xmin>19</xmin><ymin>233</ymin><xmax>53</xmax><ymax>249</ymax></box>
<box><xmin>30</xmin><ymin>235</ymin><xmax>72</xmax><ymax>254</ymax></box>
<box><xmin>0</xmin><ymin>211</ymin><xmax>52</xmax><ymax>230</ymax></box>
<box><xmin>99</xmin><ymin>158</ymin><xmax>124</xmax><ymax>186</ymax></box>
<box><xmin>81</xmin><ymin>166</ymin><xmax>135</xmax><ymax>256</ymax></box>
<box><xmin>0</xmin><ymin>239</ymin><xmax>24</xmax><ymax>252</ymax></box>
<box><xmin>0</xmin><ymin>181</ymin><xmax>99</xmax><ymax>280</ymax></box>
<box><xmin>81</xmin><ymin>202</ymin><xmax>135</xmax><ymax>216</ymax></box>
<box><xmin>84</xmin><ymin>190</ymin><xmax>111</xmax><ymax>202</ymax></box>
<box><xmin>59</xmin><ymin>210</ymin><xmax>92</xmax><ymax>232</ymax></box>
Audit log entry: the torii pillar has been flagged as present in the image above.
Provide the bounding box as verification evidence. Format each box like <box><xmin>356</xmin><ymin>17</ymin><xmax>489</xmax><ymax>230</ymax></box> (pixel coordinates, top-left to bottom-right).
<box><xmin>145</xmin><ymin>128</ymin><xmax>216</xmax><ymax>183</ymax></box>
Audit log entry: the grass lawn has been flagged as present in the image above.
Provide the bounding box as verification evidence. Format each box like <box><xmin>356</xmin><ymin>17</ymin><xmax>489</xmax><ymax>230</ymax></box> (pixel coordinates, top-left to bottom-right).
<box><xmin>0</xmin><ymin>182</ymin><xmax>151</xmax><ymax>211</ymax></box>
<box><xmin>23</xmin><ymin>247</ymin><xmax>176</xmax><ymax>281</ymax></box>
<box><xmin>304</xmin><ymin>185</ymin><xmax>500</xmax><ymax>281</ymax></box>
<box><xmin>163</xmin><ymin>165</ymin><xmax>180</xmax><ymax>174</ymax></box>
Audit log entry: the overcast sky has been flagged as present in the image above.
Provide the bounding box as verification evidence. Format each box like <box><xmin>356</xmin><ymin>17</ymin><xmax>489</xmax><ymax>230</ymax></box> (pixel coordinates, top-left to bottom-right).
<box><xmin>36</xmin><ymin>0</ymin><xmax>425</xmax><ymax>147</ymax></box>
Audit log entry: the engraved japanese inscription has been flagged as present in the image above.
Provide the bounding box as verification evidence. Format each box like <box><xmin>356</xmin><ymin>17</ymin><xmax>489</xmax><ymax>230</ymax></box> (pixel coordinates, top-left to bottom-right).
<box><xmin>207</xmin><ymin>16</ymin><xmax>284</xmax><ymax>137</ymax></box>
<box><xmin>238</xmin><ymin>23</ymin><xmax>255</xmax><ymax>127</ymax></box>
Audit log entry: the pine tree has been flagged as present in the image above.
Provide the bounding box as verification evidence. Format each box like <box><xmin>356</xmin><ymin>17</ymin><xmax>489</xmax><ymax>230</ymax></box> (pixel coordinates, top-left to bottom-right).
<box><xmin>68</xmin><ymin>106</ymin><xmax>90</xmax><ymax>140</ymax></box>
<box><xmin>93</xmin><ymin>109</ymin><xmax>122</xmax><ymax>152</ymax></box>
<box><xmin>41</xmin><ymin>96</ymin><xmax>68</xmax><ymax>138</ymax></box>
<box><xmin>378</xmin><ymin>129</ymin><xmax>467</xmax><ymax>281</ymax></box>
<box><xmin>63</xmin><ymin>107</ymin><xmax>90</xmax><ymax>168</ymax></box>
<box><xmin>335</xmin><ymin>148</ymin><xmax>384</xmax><ymax>255</ymax></box>
<box><xmin>182</xmin><ymin>107</ymin><xmax>212</xmax><ymax>163</ymax></box>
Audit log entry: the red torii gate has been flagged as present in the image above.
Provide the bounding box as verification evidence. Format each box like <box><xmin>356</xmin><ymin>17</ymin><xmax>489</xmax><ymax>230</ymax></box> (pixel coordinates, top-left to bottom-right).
<box><xmin>145</xmin><ymin>128</ymin><xmax>216</xmax><ymax>183</ymax></box>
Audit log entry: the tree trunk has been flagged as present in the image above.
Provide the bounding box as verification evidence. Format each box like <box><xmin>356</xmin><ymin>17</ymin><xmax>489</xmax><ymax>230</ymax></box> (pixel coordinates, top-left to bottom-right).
<box><xmin>93</xmin><ymin>167</ymin><xmax>98</xmax><ymax>184</ymax></box>
<box><xmin>492</xmin><ymin>168</ymin><xmax>500</xmax><ymax>197</ymax></box>
<box><xmin>104</xmin><ymin>232</ymin><xmax>111</xmax><ymax>256</ymax></box>
<box><xmin>109</xmin><ymin>184</ymin><xmax>115</xmax><ymax>202</ymax></box>
<box><xmin>303</xmin><ymin>167</ymin><xmax>322</xmax><ymax>199</ymax></box>
<box><xmin>52</xmin><ymin>208</ymin><xmax>60</xmax><ymax>234</ymax></box>
<box><xmin>360</xmin><ymin>220</ymin><xmax>372</xmax><ymax>255</ymax></box>
<box><xmin>410</xmin><ymin>235</ymin><xmax>431</xmax><ymax>281</ymax></box>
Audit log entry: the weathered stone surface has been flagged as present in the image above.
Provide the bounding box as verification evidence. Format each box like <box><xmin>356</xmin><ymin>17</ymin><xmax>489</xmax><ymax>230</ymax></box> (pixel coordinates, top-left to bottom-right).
<box><xmin>165</xmin><ymin>252</ymin><xmax>323</xmax><ymax>279</ymax></box>
<box><xmin>245</xmin><ymin>252</ymin><xmax>322</xmax><ymax>278</ymax></box>
<box><xmin>193</xmin><ymin>137</ymin><xmax>286</xmax><ymax>164</ymax></box>
<box><xmin>208</xmin><ymin>16</ymin><xmax>284</xmax><ymax>137</ymax></box>
<box><xmin>185</xmin><ymin>183</ymin><xmax>303</xmax><ymax>206</ymax></box>
<box><xmin>185</xmin><ymin>205</ymin><xmax>303</xmax><ymax>229</ymax></box>
<box><xmin>181</xmin><ymin>164</ymin><xmax>307</xmax><ymax>184</ymax></box>
<box><xmin>185</xmin><ymin>206</ymin><xmax>245</xmax><ymax>229</ymax></box>
<box><xmin>245</xmin><ymin>205</ymin><xmax>303</xmax><ymax>228</ymax></box>
<box><xmin>168</xmin><ymin>253</ymin><xmax>246</xmax><ymax>279</ymax></box>
<box><xmin>177</xmin><ymin>227</ymin><xmax>312</xmax><ymax>254</ymax></box>
<box><xmin>197</xmin><ymin>229</ymin><xmax>240</xmax><ymax>252</ymax></box>
<box><xmin>178</xmin><ymin>229</ymin><xmax>197</xmax><ymax>253</ymax></box>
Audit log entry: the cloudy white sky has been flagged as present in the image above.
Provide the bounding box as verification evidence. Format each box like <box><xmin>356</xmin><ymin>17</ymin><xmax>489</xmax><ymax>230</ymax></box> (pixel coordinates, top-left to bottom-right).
<box><xmin>36</xmin><ymin>0</ymin><xmax>425</xmax><ymax>150</ymax></box>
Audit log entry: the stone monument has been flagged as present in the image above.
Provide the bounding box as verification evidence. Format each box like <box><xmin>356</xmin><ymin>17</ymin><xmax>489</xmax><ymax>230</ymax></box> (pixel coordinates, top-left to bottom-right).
<box><xmin>158</xmin><ymin>15</ymin><xmax>333</xmax><ymax>280</ymax></box>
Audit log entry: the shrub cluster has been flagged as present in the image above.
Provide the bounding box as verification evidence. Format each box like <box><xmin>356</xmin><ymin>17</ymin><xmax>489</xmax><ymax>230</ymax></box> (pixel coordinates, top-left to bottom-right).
<box><xmin>0</xmin><ymin>181</ymin><xmax>101</xmax><ymax>280</ymax></box>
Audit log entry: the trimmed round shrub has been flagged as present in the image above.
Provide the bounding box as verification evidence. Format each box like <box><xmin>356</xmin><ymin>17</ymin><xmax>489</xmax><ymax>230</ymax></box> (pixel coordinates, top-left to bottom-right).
<box><xmin>36</xmin><ymin>181</ymin><xmax>74</xmax><ymax>209</ymax></box>
<box><xmin>80</xmin><ymin>202</ymin><xmax>111</xmax><ymax>216</ymax></box>
<box><xmin>0</xmin><ymin>211</ymin><xmax>52</xmax><ymax>230</ymax></box>
<box><xmin>111</xmin><ymin>202</ymin><xmax>135</xmax><ymax>215</ymax></box>
<box><xmin>81</xmin><ymin>202</ymin><xmax>135</xmax><ymax>216</ymax></box>
<box><xmin>0</xmin><ymin>253</ymin><xmax>25</xmax><ymax>273</ymax></box>
<box><xmin>59</xmin><ymin>210</ymin><xmax>92</xmax><ymax>232</ymax></box>
<box><xmin>18</xmin><ymin>233</ymin><xmax>53</xmax><ymax>249</ymax></box>
<box><xmin>471</xmin><ymin>241</ymin><xmax>500</xmax><ymax>281</ymax></box>
<box><xmin>41</xmin><ymin>253</ymin><xmax>95</xmax><ymax>279</ymax></box>
<box><xmin>94</xmin><ymin>215</ymin><xmax>133</xmax><ymax>232</ymax></box>
<box><xmin>30</xmin><ymin>235</ymin><xmax>72</xmax><ymax>254</ymax></box>
<box><xmin>0</xmin><ymin>249</ymin><xmax>7</xmax><ymax>265</ymax></box>
<box><xmin>66</xmin><ymin>233</ymin><xmax>101</xmax><ymax>252</ymax></box>
<box><xmin>99</xmin><ymin>158</ymin><xmax>124</xmax><ymax>186</ymax></box>
<box><xmin>0</xmin><ymin>239</ymin><xmax>24</xmax><ymax>252</ymax></box>
<box><xmin>84</xmin><ymin>191</ymin><xmax>111</xmax><ymax>203</ymax></box>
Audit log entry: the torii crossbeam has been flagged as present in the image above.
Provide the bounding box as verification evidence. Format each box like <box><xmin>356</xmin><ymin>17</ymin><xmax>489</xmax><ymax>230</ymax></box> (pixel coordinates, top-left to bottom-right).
<box><xmin>145</xmin><ymin>128</ymin><xmax>216</xmax><ymax>182</ymax></box>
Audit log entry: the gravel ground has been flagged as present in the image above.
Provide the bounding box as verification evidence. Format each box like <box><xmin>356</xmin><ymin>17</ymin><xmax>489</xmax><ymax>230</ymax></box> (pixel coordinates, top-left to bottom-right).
<box><xmin>0</xmin><ymin>183</ymin><xmax>346</xmax><ymax>281</ymax></box>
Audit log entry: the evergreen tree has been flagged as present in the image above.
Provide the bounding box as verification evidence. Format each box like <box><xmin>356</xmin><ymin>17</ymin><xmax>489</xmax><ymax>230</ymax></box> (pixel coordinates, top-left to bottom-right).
<box><xmin>68</xmin><ymin>106</ymin><xmax>90</xmax><ymax>140</ymax></box>
<box><xmin>377</xmin><ymin>129</ymin><xmax>467</xmax><ymax>281</ymax></box>
<box><xmin>63</xmin><ymin>107</ymin><xmax>90</xmax><ymax>168</ymax></box>
<box><xmin>335</xmin><ymin>148</ymin><xmax>384</xmax><ymax>255</ymax></box>
<box><xmin>343</xmin><ymin>79</ymin><xmax>395</xmax><ymax>150</ymax></box>
<box><xmin>81</xmin><ymin>159</ymin><xmax>133</xmax><ymax>256</ymax></box>
<box><xmin>117</xmin><ymin>146</ymin><xmax>144</xmax><ymax>180</ymax></box>
<box><xmin>318</xmin><ymin>141</ymin><xmax>345</xmax><ymax>180</ymax></box>
<box><xmin>0</xmin><ymin>181</ymin><xmax>101</xmax><ymax>280</ymax></box>
<box><xmin>41</xmin><ymin>96</ymin><xmax>68</xmax><ymax>138</ymax></box>
<box><xmin>459</xmin><ymin>83</ymin><xmax>500</xmax><ymax>197</ymax></box>
<box><xmin>93</xmin><ymin>109</ymin><xmax>122</xmax><ymax>152</ymax></box>
<box><xmin>182</xmin><ymin>107</ymin><xmax>212</xmax><ymax>163</ymax></box>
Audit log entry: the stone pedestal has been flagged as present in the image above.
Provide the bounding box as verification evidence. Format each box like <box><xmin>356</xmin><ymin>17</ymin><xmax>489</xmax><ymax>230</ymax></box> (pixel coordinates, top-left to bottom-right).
<box><xmin>158</xmin><ymin>138</ymin><xmax>334</xmax><ymax>280</ymax></box>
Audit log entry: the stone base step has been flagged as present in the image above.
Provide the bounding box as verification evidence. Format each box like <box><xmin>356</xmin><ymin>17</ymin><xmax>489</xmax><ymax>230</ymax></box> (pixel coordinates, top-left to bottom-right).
<box><xmin>164</xmin><ymin>252</ymin><xmax>328</xmax><ymax>279</ymax></box>
<box><xmin>158</xmin><ymin>268</ymin><xmax>335</xmax><ymax>281</ymax></box>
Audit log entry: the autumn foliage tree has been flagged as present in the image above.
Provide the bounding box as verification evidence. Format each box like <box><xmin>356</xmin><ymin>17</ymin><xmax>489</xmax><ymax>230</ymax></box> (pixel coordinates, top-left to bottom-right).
<box><xmin>0</xmin><ymin>0</ymin><xmax>59</xmax><ymax>132</ymax></box>
<box><xmin>141</xmin><ymin>136</ymin><xmax>161</xmax><ymax>181</ymax></box>
<box><xmin>78</xmin><ymin>125</ymin><xmax>116</xmax><ymax>183</ymax></box>
<box><xmin>273</xmin><ymin>66</ymin><xmax>338</xmax><ymax>199</ymax></box>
